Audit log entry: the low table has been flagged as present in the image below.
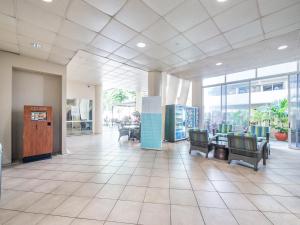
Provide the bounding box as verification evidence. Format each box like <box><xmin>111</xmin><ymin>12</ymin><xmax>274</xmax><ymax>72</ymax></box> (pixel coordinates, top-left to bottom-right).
<box><xmin>212</xmin><ymin>141</ymin><xmax>229</xmax><ymax>160</ymax></box>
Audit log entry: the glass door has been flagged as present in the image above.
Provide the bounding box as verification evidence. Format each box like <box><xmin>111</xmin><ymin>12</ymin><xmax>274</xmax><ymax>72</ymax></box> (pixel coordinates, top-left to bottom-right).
<box><xmin>289</xmin><ymin>74</ymin><xmax>300</xmax><ymax>149</ymax></box>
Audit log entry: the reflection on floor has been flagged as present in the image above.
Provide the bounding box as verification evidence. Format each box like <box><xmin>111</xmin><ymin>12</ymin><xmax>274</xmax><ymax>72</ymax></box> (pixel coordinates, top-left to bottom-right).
<box><xmin>1</xmin><ymin>128</ymin><xmax>300</xmax><ymax>225</ymax></box>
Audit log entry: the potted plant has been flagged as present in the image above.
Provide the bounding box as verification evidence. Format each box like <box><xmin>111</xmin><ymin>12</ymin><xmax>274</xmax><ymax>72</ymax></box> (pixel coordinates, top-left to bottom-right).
<box><xmin>270</xmin><ymin>99</ymin><xmax>289</xmax><ymax>141</ymax></box>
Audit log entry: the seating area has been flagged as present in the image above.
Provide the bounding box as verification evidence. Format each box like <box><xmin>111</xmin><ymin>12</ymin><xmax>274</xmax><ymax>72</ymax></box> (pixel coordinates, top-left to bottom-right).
<box><xmin>189</xmin><ymin>123</ymin><xmax>271</xmax><ymax>171</ymax></box>
<box><xmin>227</xmin><ymin>135</ymin><xmax>267</xmax><ymax>171</ymax></box>
<box><xmin>118</xmin><ymin>123</ymin><xmax>141</xmax><ymax>142</ymax></box>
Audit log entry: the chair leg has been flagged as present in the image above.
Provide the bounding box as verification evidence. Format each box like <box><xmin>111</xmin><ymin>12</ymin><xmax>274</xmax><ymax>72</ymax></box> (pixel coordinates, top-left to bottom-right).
<box><xmin>189</xmin><ymin>147</ymin><xmax>192</xmax><ymax>154</ymax></box>
<box><xmin>206</xmin><ymin>152</ymin><xmax>208</xmax><ymax>158</ymax></box>
<box><xmin>254</xmin><ymin>162</ymin><xmax>258</xmax><ymax>171</ymax></box>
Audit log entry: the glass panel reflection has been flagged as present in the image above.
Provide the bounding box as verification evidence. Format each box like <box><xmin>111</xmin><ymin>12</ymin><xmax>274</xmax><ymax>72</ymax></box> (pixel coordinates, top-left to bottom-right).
<box><xmin>67</xmin><ymin>99</ymin><xmax>93</xmax><ymax>136</ymax></box>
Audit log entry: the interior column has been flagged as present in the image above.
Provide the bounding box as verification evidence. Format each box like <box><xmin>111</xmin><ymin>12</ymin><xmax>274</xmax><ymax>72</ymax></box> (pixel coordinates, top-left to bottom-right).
<box><xmin>148</xmin><ymin>71</ymin><xmax>162</xmax><ymax>96</ymax></box>
<box><xmin>192</xmin><ymin>78</ymin><xmax>203</xmax><ymax>128</ymax></box>
<box><xmin>95</xmin><ymin>84</ymin><xmax>103</xmax><ymax>134</ymax></box>
<box><xmin>135</xmin><ymin>91</ymin><xmax>143</xmax><ymax>112</ymax></box>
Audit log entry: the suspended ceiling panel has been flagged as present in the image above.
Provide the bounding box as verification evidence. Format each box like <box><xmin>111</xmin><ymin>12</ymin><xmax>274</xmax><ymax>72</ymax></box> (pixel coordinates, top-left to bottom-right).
<box><xmin>67</xmin><ymin>50</ymin><xmax>148</xmax><ymax>92</ymax></box>
<box><xmin>0</xmin><ymin>0</ymin><xmax>300</xmax><ymax>82</ymax></box>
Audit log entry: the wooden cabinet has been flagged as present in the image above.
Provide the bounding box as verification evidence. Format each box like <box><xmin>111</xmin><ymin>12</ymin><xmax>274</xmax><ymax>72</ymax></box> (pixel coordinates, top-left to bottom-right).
<box><xmin>23</xmin><ymin>106</ymin><xmax>53</xmax><ymax>161</ymax></box>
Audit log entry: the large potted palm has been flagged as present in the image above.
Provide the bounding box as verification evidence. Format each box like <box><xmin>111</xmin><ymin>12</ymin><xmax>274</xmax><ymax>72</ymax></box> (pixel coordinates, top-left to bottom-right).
<box><xmin>271</xmin><ymin>99</ymin><xmax>289</xmax><ymax>141</ymax></box>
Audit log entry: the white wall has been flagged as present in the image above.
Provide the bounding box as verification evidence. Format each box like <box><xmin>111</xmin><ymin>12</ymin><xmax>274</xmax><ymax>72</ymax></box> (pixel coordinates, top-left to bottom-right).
<box><xmin>67</xmin><ymin>80</ymin><xmax>96</xmax><ymax>100</ymax></box>
<box><xmin>66</xmin><ymin>80</ymin><xmax>96</xmax><ymax>133</ymax></box>
<box><xmin>163</xmin><ymin>73</ymin><xmax>191</xmax><ymax>106</ymax></box>
<box><xmin>0</xmin><ymin>51</ymin><xmax>66</xmax><ymax>165</ymax></box>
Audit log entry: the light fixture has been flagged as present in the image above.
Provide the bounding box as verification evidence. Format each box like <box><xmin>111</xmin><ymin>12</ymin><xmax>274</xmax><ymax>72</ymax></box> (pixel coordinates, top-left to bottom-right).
<box><xmin>277</xmin><ymin>45</ymin><xmax>288</xmax><ymax>50</ymax></box>
<box><xmin>216</xmin><ymin>62</ymin><xmax>223</xmax><ymax>66</ymax></box>
<box><xmin>31</xmin><ymin>42</ymin><xmax>42</xmax><ymax>49</ymax></box>
<box><xmin>217</xmin><ymin>0</ymin><xmax>227</xmax><ymax>2</ymax></box>
<box><xmin>42</xmin><ymin>0</ymin><xmax>53</xmax><ymax>2</ymax></box>
<box><xmin>136</xmin><ymin>42</ymin><xmax>146</xmax><ymax>48</ymax></box>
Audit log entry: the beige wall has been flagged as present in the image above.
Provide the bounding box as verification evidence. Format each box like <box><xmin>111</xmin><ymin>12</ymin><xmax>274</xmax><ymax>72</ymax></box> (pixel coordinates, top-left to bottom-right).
<box><xmin>12</xmin><ymin>70</ymin><xmax>62</xmax><ymax>161</ymax></box>
<box><xmin>67</xmin><ymin>80</ymin><xmax>96</xmax><ymax>133</ymax></box>
<box><xmin>0</xmin><ymin>51</ymin><xmax>66</xmax><ymax>165</ymax></box>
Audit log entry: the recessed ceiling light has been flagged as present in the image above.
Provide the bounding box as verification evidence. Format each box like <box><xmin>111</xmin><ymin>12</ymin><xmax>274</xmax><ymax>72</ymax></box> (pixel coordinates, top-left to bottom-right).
<box><xmin>277</xmin><ymin>45</ymin><xmax>288</xmax><ymax>50</ymax></box>
<box><xmin>217</xmin><ymin>0</ymin><xmax>227</xmax><ymax>2</ymax></box>
<box><xmin>31</xmin><ymin>42</ymin><xmax>42</xmax><ymax>49</ymax></box>
<box><xmin>42</xmin><ymin>0</ymin><xmax>53</xmax><ymax>2</ymax></box>
<box><xmin>136</xmin><ymin>42</ymin><xmax>146</xmax><ymax>48</ymax></box>
<box><xmin>216</xmin><ymin>62</ymin><xmax>223</xmax><ymax>66</ymax></box>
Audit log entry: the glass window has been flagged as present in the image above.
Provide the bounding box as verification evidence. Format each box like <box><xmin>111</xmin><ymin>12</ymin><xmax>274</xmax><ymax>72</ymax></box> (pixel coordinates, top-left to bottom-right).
<box><xmin>227</xmin><ymin>85</ymin><xmax>237</xmax><ymax>95</ymax></box>
<box><xmin>225</xmin><ymin>82</ymin><xmax>250</xmax><ymax>131</ymax></box>
<box><xmin>226</xmin><ymin>70</ymin><xmax>256</xmax><ymax>82</ymax></box>
<box><xmin>251</xmin><ymin>85</ymin><xmax>261</xmax><ymax>93</ymax></box>
<box><xmin>250</xmin><ymin>76</ymin><xmax>288</xmax><ymax>129</ymax></box>
<box><xmin>67</xmin><ymin>99</ymin><xmax>93</xmax><ymax>136</ymax></box>
<box><xmin>257</xmin><ymin>62</ymin><xmax>297</xmax><ymax>77</ymax></box>
<box><xmin>203</xmin><ymin>86</ymin><xmax>222</xmax><ymax>131</ymax></box>
<box><xmin>238</xmin><ymin>86</ymin><xmax>249</xmax><ymax>94</ymax></box>
<box><xmin>263</xmin><ymin>84</ymin><xmax>273</xmax><ymax>92</ymax></box>
<box><xmin>273</xmin><ymin>82</ymin><xmax>283</xmax><ymax>90</ymax></box>
<box><xmin>203</xmin><ymin>75</ymin><xmax>225</xmax><ymax>86</ymax></box>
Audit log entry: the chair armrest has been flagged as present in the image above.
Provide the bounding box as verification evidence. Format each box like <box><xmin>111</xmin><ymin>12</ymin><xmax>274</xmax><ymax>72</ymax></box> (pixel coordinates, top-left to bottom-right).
<box><xmin>266</xmin><ymin>132</ymin><xmax>270</xmax><ymax>142</ymax></box>
<box><xmin>209</xmin><ymin>135</ymin><xmax>218</xmax><ymax>142</ymax></box>
<box><xmin>258</xmin><ymin>140</ymin><xmax>267</xmax><ymax>152</ymax></box>
<box><xmin>212</xmin><ymin>128</ymin><xmax>217</xmax><ymax>135</ymax></box>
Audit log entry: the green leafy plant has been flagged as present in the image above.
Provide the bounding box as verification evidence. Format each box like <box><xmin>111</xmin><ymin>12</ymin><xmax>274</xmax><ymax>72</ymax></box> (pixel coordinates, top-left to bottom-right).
<box><xmin>270</xmin><ymin>98</ymin><xmax>288</xmax><ymax>133</ymax></box>
<box><xmin>250</xmin><ymin>105</ymin><xmax>271</xmax><ymax>126</ymax></box>
<box><xmin>103</xmin><ymin>89</ymin><xmax>136</xmax><ymax>111</ymax></box>
<box><xmin>227</xmin><ymin>110</ymin><xmax>249</xmax><ymax>128</ymax></box>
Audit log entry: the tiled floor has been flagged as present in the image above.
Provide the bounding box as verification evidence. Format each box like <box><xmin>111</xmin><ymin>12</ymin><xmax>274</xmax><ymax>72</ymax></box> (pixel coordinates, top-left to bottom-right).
<box><xmin>1</xmin><ymin>128</ymin><xmax>300</xmax><ymax>225</ymax></box>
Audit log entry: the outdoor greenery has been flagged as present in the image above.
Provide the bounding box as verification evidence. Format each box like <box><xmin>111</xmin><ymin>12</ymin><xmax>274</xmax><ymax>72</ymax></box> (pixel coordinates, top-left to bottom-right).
<box><xmin>270</xmin><ymin>98</ymin><xmax>289</xmax><ymax>133</ymax></box>
<box><xmin>250</xmin><ymin>105</ymin><xmax>271</xmax><ymax>127</ymax></box>
<box><xmin>103</xmin><ymin>89</ymin><xmax>136</xmax><ymax>111</ymax></box>
<box><xmin>250</xmin><ymin>98</ymin><xmax>289</xmax><ymax>133</ymax></box>
<box><xmin>227</xmin><ymin>110</ymin><xmax>249</xmax><ymax>128</ymax></box>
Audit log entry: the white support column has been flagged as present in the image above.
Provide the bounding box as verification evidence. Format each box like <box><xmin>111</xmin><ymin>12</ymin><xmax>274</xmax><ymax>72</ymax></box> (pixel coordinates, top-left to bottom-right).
<box><xmin>95</xmin><ymin>84</ymin><xmax>103</xmax><ymax>134</ymax></box>
<box><xmin>148</xmin><ymin>71</ymin><xmax>162</xmax><ymax>96</ymax></box>
<box><xmin>192</xmin><ymin>78</ymin><xmax>203</xmax><ymax>128</ymax></box>
<box><xmin>135</xmin><ymin>91</ymin><xmax>142</xmax><ymax>113</ymax></box>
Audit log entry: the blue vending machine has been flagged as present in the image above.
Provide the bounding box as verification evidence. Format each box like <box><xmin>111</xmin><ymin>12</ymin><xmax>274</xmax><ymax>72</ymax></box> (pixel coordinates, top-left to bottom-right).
<box><xmin>165</xmin><ymin>105</ymin><xmax>186</xmax><ymax>142</ymax></box>
<box><xmin>185</xmin><ymin>107</ymin><xmax>200</xmax><ymax>137</ymax></box>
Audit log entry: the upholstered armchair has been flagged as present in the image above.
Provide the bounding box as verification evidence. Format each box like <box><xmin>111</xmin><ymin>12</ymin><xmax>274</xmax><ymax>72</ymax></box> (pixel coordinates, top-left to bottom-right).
<box><xmin>215</xmin><ymin>124</ymin><xmax>234</xmax><ymax>138</ymax></box>
<box><xmin>248</xmin><ymin>125</ymin><xmax>270</xmax><ymax>155</ymax></box>
<box><xmin>189</xmin><ymin>129</ymin><xmax>214</xmax><ymax>158</ymax></box>
<box><xmin>227</xmin><ymin>134</ymin><xmax>267</xmax><ymax>171</ymax></box>
<box><xmin>118</xmin><ymin>125</ymin><xmax>129</xmax><ymax>141</ymax></box>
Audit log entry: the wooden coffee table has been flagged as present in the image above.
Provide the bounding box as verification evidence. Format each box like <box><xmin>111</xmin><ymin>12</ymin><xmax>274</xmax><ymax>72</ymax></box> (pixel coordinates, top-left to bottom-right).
<box><xmin>212</xmin><ymin>141</ymin><xmax>229</xmax><ymax>160</ymax></box>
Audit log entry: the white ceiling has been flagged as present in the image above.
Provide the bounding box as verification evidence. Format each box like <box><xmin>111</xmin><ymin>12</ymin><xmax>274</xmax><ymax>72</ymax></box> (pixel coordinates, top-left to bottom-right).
<box><xmin>67</xmin><ymin>50</ymin><xmax>148</xmax><ymax>91</ymax></box>
<box><xmin>1</xmin><ymin>0</ymin><xmax>300</xmax><ymax>88</ymax></box>
<box><xmin>173</xmin><ymin>30</ymin><xmax>300</xmax><ymax>79</ymax></box>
